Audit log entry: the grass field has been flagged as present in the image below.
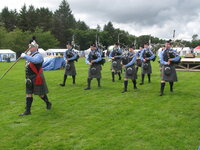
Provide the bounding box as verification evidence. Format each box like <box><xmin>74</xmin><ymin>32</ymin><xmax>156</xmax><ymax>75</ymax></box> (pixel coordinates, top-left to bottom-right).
<box><xmin>0</xmin><ymin>58</ymin><xmax>199</xmax><ymax>150</ymax></box>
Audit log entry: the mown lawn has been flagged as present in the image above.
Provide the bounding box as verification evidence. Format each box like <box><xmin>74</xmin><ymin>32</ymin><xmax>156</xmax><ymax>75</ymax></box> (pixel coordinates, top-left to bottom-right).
<box><xmin>0</xmin><ymin>58</ymin><xmax>199</xmax><ymax>150</ymax></box>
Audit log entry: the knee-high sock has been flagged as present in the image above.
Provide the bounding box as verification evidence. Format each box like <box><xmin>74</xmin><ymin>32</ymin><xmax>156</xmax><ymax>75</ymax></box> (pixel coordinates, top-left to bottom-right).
<box><xmin>132</xmin><ymin>80</ymin><xmax>137</xmax><ymax>88</ymax></box>
<box><xmin>112</xmin><ymin>72</ymin><xmax>115</xmax><ymax>81</ymax></box>
<box><xmin>160</xmin><ymin>83</ymin><xmax>165</xmax><ymax>96</ymax></box>
<box><xmin>118</xmin><ymin>72</ymin><xmax>121</xmax><ymax>80</ymax></box>
<box><xmin>148</xmin><ymin>74</ymin><xmax>151</xmax><ymax>83</ymax></box>
<box><xmin>62</xmin><ymin>75</ymin><xmax>67</xmax><ymax>85</ymax></box>
<box><xmin>169</xmin><ymin>82</ymin><xmax>174</xmax><ymax>92</ymax></box>
<box><xmin>87</xmin><ymin>78</ymin><xmax>92</xmax><ymax>88</ymax></box>
<box><xmin>25</xmin><ymin>97</ymin><xmax>33</xmax><ymax>113</ymax></box>
<box><xmin>141</xmin><ymin>74</ymin><xmax>145</xmax><ymax>83</ymax></box>
<box><xmin>72</xmin><ymin>75</ymin><xmax>76</xmax><ymax>84</ymax></box>
<box><xmin>40</xmin><ymin>95</ymin><xmax>51</xmax><ymax>109</ymax></box>
<box><xmin>97</xmin><ymin>78</ymin><xmax>101</xmax><ymax>87</ymax></box>
<box><xmin>123</xmin><ymin>80</ymin><xmax>128</xmax><ymax>91</ymax></box>
<box><xmin>40</xmin><ymin>95</ymin><xmax>50</xmax><ymax>104</ymax></box>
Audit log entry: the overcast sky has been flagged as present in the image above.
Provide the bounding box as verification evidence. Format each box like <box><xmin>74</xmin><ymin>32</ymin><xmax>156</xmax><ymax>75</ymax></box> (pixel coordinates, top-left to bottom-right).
<box><xmin>1</xmin><ymin>0</ymin><xmax>200</xmax><ymax>41</ymax></box>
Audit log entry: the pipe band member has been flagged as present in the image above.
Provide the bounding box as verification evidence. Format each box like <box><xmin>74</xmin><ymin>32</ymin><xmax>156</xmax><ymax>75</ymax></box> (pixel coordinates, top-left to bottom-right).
<box><xmin>121</xmin><ymin>45</ymin><xmax>138</xmax><ymax>93</ymax></box>
<box><xmin>140</xmin><ymin>42</ymin><xmax>155</xmax><ymax>85</ymax></box>
<box><xmin>84</xmin><ymin>43</ymin><xmax>102</xmax><ymax>90</ymax></box>
<box><xmin>109</xmin><ymin>42</ymin><xmax>123</xmax><ymax>82</ymax></box>
<box><xmin>159</xmin><ymin>40</ymin><xmax>181</xmax><ymax>96</ymax></box>
<box><xmin>60</xmin><ymin>41</ymin><xmax>78</xmax><ymax>86</ymax></box>
<box><xmin>19</xmin><ymin>38</ymin><xmax>52</xmax><ymax>116</ymax></box>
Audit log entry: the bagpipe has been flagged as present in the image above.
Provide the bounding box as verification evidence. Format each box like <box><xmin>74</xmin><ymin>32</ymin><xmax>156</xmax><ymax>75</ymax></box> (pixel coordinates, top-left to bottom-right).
<box><xmin>88</xmin><ymin>53</ymin><xmax>106</xmax><ymax>65</ymax></box>
<box><xmin>167</xmin><ymin>49</ymin><xmax>181</xmax><ymax>64</ymax></box>
<box><xmin>121</xmin><ymin>56</ymin><xmax>132</xmax><ymax>65</ymax></box>
<box><xmin>99</xmin><ymin>59</ymin><xmax>106</xmax><ymax>65</ymax></box>
<box><xmin>121</xmin><ymin>52</ymin><xmax>133</xmax><ymax>65</ymax></box>
<box><xmin>144</xmin><ymin>50</ymin><xmax>156</xmax><ymax>62</ymax></box>
<box><xmin>167</xmin><ymin>50</ymin><xmax>181</xmax><ymax>64</ymax></box>
<box><xmin>66</xmin><ymin>50</ymin><xmax>80</xmax><ymax>62</ymax></box>
<box><xmin>111</xmin><ymin>49</ymin><xmax>122</xmax><ymax>58</ymax></box>
<box><xmin>66</xmin><ymin>51</ymin><xmax>73</xmax><ymax>58</ymax></box>
<box><xmin>96</xmin><ymin>49</ymin><xmax>106</xmax><ymax>65</ymax></box>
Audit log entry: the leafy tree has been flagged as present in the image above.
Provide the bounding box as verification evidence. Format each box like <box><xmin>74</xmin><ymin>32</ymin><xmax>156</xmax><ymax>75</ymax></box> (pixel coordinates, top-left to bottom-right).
<box><xmin>76</xmin><ymin>20</ymin><xmax>89</xmax><ymax>30</ymax></box>
<box><xmin>17</xmin><ymin>5</ymin><xmax>29</xmax><ymax>31</ymax></box>
<box><xmin>0</xmin><ymin>7</ymin><xmax>18</xmax><ymax>31</ymax></box>
<box><xmin>52</xmin><ymin>0</ymin><xmax>76</xmax><ymax>47</ymax></box>
<box><xmin>192</xmin><ymin>34</ymin><xmax>198</xmax><ymax>41</ymax></box>
<box><xmin>35</xmin><ymin>8</ymin><xmax>53</xmax><ymax>31</ymax></box>
<box><xmin>33</xmin><ymin>28</ymin><xmax>59</xmax><ymax>50</ymax></box>
<box><xmin>0</xmin><ymin>27</ymin><xmax>8</xmax><ymax>47</ymax></box>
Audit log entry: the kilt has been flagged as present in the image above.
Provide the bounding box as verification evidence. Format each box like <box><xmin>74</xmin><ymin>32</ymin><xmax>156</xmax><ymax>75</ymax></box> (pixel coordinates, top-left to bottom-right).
<box><xmin>65</xmin><ymin>61</ymin><xmax>76</xmax><ymax>76</ymax></box>
<box><xmin>26</xmin><ymin>73</ymin><xmax>49</xmax><ymax>95</ymax></box>
<box><xmin>88</xmin><ymin>63</ymin><xmax>102</xmax><ymax>79</ymax></box>
<box><xmin>111</xmin><ymin>59</ymin><xmax>122</xmax><ymax>71</ymax></box>
<box><xmin>124</xmin><ymin>65</ymin><xmax>137</xmax><ymax>80</ymax></box>
<box><xmin>141</xmin><ymin>61</ymin><xmax>152</xmax><ymax>74</ymax></box>
<box><xmin>161</xmin><ymin>65</ymin><xmax>178</xmax><ymax>82</ymax></box>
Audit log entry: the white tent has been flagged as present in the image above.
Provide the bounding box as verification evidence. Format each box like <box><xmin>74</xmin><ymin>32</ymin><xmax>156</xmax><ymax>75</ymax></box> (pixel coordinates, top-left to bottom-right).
<box><xmin>46</xmin><ymin>49</ymin><xmax>80</xmax><ymax>57</ymax></box>
<box><xmin>181</xmin><ymin>47</ymin><xmax>191</xmax><ymax>56</ymax></box>
<box><xmin>38</xmin><ymin>48</ymin><xmax>47</xmax><ymax>57</ymax></box>
<box><xmin>46</xmin><ymin>49</ymin><xmax>66</xmax><ymax>56</ymax></box>
<box><xmin>0</xmin><ymin>49</ymin><xmax>16</xmax><ymax>62</ymax></box>
<box><xmin>174</xmin><ymin>47</ymin><xmax>191</xmax><ymax>56</ymax></box>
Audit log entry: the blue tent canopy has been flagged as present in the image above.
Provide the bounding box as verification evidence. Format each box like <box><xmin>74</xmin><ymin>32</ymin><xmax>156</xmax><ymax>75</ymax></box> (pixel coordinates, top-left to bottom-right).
<box><xmin>42</xmin><ymin>57</ymin><xmax>65</xmax><ymax>71</ymax></box>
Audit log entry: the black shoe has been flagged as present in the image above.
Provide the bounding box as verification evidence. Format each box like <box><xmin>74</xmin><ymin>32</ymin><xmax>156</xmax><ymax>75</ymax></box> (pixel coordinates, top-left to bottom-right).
<box><xmin>46</xmin><ymin>102</ymin><xmax>52</xmax><ymax>110</ymax></box>
<box><xmin>119</xmin><ymin>77</ymin><xmax>121</xmax><ymax>80</ymax></box>
<box><xmin>19</xmin><ymin>111</ymin><xmax>31</xmax><ymax>116</ymax></box>
<box><xmin>112</xmin><ymin>79</ymin><xmax>115</xmax><ymax>82</ymax></box>
<box><xmin>134</xmin><ymin>87</ymin><xmax>138</xmax><ymax>89</ymax></box>
<box><xmin>121</xmin><ymin>90</ymin><xmax>127</xmax><ymax>93</ymax></box>
<box><xmin>59</xmin><ymin>83</ymin><xmax>65</xmax><ymax>87</ymax></box>
<box><xmin>84</xmin><ymin>87</ymin><xmax>91</xmax><ymax>90</ymax></box>
<box><xmin>140</xmin><ymin>83</ymin><xmax>144</xmax><ymax>85</ymax></box>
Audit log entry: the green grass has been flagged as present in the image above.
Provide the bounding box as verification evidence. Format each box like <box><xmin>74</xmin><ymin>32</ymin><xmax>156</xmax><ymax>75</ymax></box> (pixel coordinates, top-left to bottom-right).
<box><xmin>0</xmin><ymin>58</ymin><xmax>199</xmax><ymax>150</ymax></box>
